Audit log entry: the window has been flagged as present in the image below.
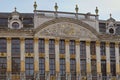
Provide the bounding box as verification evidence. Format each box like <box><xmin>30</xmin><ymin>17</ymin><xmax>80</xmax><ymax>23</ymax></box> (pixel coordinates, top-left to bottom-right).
<box><xmin>109</xmin><ymin>28</ymin><xmax>114</xmax><ymax>34</ymax></box>
<box><xmin>110</xmin><ymin>60</ymin><xmax>116</xmax><ymax>76</ymax></box>
<box><xmin>39</xmin><ymin>39</ymin><xmax>45</xmax><ymax>53</ymax></box>
<box><xmin>0</xmin><ymin>38</ymin><xmax>7</xmax><ymax>53</ymax></box>
<box><xmin>80</xmin><ymin>59</ymin><xmax>86</xmax><ymax>76</ymax></box>
<box><xmin>70</xmin><ymin>59</ymin><xmax>76</xmax><ymax>80</ymax></box>
<box><xmin>49</xmin><ymin>39</ymin><xmax>55</xmax><ymax>54</ymax></box>
<box><xmin>0</xmin><ymin>58</ymin><xmax>6</xmax><ymax>79</ymax></box>
<box><xmin>59</xmin><ymin>40</ymin><xmax>65</xmax><ymax>54</ymax></box>
<box><xmin>91</xmin><ymin>60</ymin><xmax>97</xmax><ymax>78</ymax></box>
<box><xmin>110</xmin><ymin>43</ymin><xmax>115</xmax><ymax>57</ymax></box>
<box><xmin>101</xmin><ymin>60</ymin><xmax>107</xmax><ymax>80</ymax></box>
<box><xmin>100</xmin><ymin>42</ymin><xmax>106</xmax><ymax>56</ymax></box>
<box><xmin>90</xmin><ymin>41</ymin><xmax>96</xmax><ymax>55</ymax></box>
<box><xmin>39</xmin><ymin>58</ymin><xmax>45</xmax><ymax>75</ymax></box>
<box><xmin>80</xmin><ymin>41</ymin><xmax>86</xmax><ymax>57</ymax></box>
<box><xmin>12</xmin><ymin>22</ymin><xmax>19</xmax><ymax>29</ymax></box>
<box><xmin>49</xmin><ymin>58</ymin><xmax>55</xmax><ymax>75</ymax></box>
<box><xmin>25</xmin><ymin>58</ymin><xmax>34</xmax><ymax>79</ymax></box>
<box><xmin>70</xmin><ymin>40</ymin><xmax>76</xmax><ymax>54</ymax></box>
<box><xmin>25</xmin><ymin>39</ymin><xmax>34</xmax><ymax>53</ymax></box>
<box><xmin>99</xmin><ymin>23</ymin><xmax>106</xmax><ymax>33</ymax></box>
<box><xmin>12</xmin><ymin>57</ymin><xmax>20</xmax><ymax>74</ymax></box>
<box><xmin>60</xmin><ymin>59</ymin><xmax>65</xmax><ymax>76</ymax></box>
<box><xmin>11</xmin><ymin>38</ymin><xmax>20</xmax><ymax>55</ymax></box>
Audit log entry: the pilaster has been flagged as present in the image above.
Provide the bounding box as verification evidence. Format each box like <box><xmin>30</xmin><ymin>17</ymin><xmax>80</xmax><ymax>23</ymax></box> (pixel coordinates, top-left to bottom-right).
<box><xmin>55</xmin><ymin>38</ymin><xmax>60</xmax><ymax>80</ymax></box>
<box><xmin>34</xmin><ymin>37</ymin><xmax>39</xmax><ymax>80</ymax></box>
<box><xmin>20</xmin><ymin>38</ymin><xmax>26</xmax><ymax>80</ymax></box>
<box><xmin>45</xmin><ymin>38</ymin><xmax>50</xmax><ymax>80</ymax></box>
<box><xmin>86</xmin><ymin>41</ymin><xmax>92</xmax><ymax>80</ymax></box>
<box><xmin>7</xmin><ymin>37</ymin><xmax>12</xmax><ymax>80</ymax></box>
<box><xmin>106</xmin><ymin>42</ymin><xmax>111</xmax><ymax>80</ymax></box>
<box><xmin>75</xmin><ymin>40</ymin><xmax>81</xmax><ymax>80</ymax></box>
<box><xmin>115</xmin><ymin>42</ymin><xmax>120</xmax><ymax>80</ymax></box>
<box><xmin>96</xmin><ymin>41</ymin><xmax>102</xmax><ymax>80</ymax></box>
<box><xmin>65</xmin><ymin>39</ymin><xmax>70</xmax><ymax>80</ymax></box>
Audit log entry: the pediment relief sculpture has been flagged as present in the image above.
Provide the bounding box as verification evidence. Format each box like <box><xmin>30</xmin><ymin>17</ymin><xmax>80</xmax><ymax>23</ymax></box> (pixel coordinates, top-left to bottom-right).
<box><xmin>37</xmin><ymin>22</ymin><xmax>97</xmax><ymax>39</ymax></box>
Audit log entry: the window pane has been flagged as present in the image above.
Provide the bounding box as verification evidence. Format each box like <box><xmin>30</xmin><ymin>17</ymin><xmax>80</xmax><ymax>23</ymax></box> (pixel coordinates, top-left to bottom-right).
<box><xmin>49</xmin><ymin>39</ymin><xmax>55</xmax><ymax>54</ymax></box>
<box><xmin>0</xmin><ymin>38</ymin><xmax>7</xmax><ymax>53</ymax></box>
<box><xmin>70</xmin><ymin>40</ymin><xmax>75</xmax><ymax>54</ymax></box>
<box><xmin>25</xmin><ymin>39</ymin><xmax>34</xmax><ymax>53</ymax></box>
<box><xmin>39</xmin><ymin>39</ymin><xmax>45</xmax><ymax>53</ymax></box>
<box><xmin>59</xmin><ymin>40</ymin><xmax>65</xmax><ymax>54</ymax></box>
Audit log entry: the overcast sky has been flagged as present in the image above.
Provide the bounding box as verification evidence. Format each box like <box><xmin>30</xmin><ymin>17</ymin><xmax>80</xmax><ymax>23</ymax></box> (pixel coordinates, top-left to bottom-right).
<box><xmin>0</xmin><ymin>0</ymin><xmax>120</xmax><ymax>20</ymax></box>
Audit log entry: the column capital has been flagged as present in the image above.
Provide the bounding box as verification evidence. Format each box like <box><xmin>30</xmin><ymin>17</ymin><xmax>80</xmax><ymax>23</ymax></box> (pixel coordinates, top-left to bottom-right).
<box><xmin>75</xmin><ymin>40</ymin><xmax>80</xmax><ymax>45</ymax></box>
<box><xmin>34</xmin><ymin>37</ymin><xmax>39</xmax><ymax>42</ymax></box>
<box><xmin>115</xmin><ymin>42</ymin><xmax>119</xmax><ymax>48</ymax></box>
<box><xmin>7</xmin><ymin>37</ymin><xmax>11</xmax><ymax>43</ymax></box>
<box><xmin>96</xmin><ymin>41</ymin><xmax>100</xmax><ymax>46</ymax></box>
<box><xmin>7</xmin><ymin>37</ymin><xmax>11</xmax><ymax>40</ymax></box>
<box><xmin>65</xmin><ymin>39</ymin><xmax>69</xmax><ymax>44</ymax></box>
<box><xmin>55</xmin><ymin>38</ymin><xmax>59</xmax><ymax>45</ymax></box>
<box><xmin>106</xmin><ymin>41</ymin><xmax>110</xmax><ymax>47</ymax></box>
<box><xmin>20</xmin><ymin>37</ymin><xmax>25</xmax><ymax>42</ymax></box>
<box><xmin>45</xmin><ymin>38</ymin><xmax>49</xmax><ymax>41</ymax></box>
<box><xmin>86</xmin><ymin>40</ymin><xmax>90</xmax><ymax>46</ymax></box>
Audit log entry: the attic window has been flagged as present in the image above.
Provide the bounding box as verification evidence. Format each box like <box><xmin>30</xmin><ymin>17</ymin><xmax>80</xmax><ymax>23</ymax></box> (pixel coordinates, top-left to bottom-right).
<box><xmin>12</xmin><ymin>22</ymin><xmax>19</xmax><ymax>29</ymax></box>
<box><xmin>109</xmin><ymin>28</ymin><xmax>114</xmax><ymax>34</ymax></box>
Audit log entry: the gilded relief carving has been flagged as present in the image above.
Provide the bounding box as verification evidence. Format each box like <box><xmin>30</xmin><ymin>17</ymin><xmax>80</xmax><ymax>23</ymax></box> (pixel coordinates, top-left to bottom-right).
<box><xmin>38</xmin><ymin>22</ymin><xmax>97</xmax><ymax>39</ymax></box>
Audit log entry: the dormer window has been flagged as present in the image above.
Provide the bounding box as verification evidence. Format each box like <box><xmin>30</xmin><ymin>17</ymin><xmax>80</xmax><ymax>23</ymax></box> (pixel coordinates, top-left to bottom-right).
<box><xmin>8</xmin><ymin>7</ymin><xmax>23</xmax><ymax>29</ymax></box>
<box><xmin>109</xmin><ymin>28</ymin><xmax>114</xmax><ymax>34</ymax></box>
<box><xmin>12</xmin><ymin>22</ymin><xmax>19</xmax><ymax>29</ymax></box>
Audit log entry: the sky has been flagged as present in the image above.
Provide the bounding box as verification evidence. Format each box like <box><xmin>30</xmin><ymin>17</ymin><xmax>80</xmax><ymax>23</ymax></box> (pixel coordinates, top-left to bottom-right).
<box><xmin>0</xmin><ymin>0</ymin><xmax>120</xmax><ymax>20</ymax></box>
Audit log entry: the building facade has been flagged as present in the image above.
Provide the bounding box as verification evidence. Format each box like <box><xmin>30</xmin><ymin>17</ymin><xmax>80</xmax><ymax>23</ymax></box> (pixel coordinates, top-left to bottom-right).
<box><xmin>0</xmin><ymin>2</ymin><xmax>120</xmax><ymax>80</ymax></box>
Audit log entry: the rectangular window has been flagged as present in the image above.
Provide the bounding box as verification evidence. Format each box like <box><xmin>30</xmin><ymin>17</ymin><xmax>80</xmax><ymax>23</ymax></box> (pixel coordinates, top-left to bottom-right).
<box><xmin>0</xmin><ymin>38</ymin><xmax>7</xmax><ymax>53</ymax></box>
<box><xmin>25</xmin><ymin>39</ymin><xmax>34</xmax><ymax>53</ymax></box>
<box><xmin>110</xmin><ymin>60</ymin><xmax>116</xmax><ymax>76</ymax></box>
<box><xmin>39</xmin><ymin>58</ymin><xmax>45</xmax><ymax>75</ymax></box>
<box><xmin>100</xmin><ymin>42</ymin><xmax>106</xmax><ymax>56</ymax></box>
<box><xmin>59</xmin><ymin>40</ymin><xmax>65</xmax><ymax>54</ymax></box>
<box><xmin>80</xmin><ymin>41</ymin><xmax>86</xmax><ymax>58</ymax></box>
<box><xmin>39</xmin><ymin>39</ymin><xmax>45</xmax><ymax>53</ymax></box>
<box><xmin>91</xmin><ymin>60</ymin><xmax>97</xmax><ymax>79</ymax></box>
<box><xmin>49</xmin><ymin>58</ymin><xmax>55</xmax><ymax>75</ymax></box>
<box><xmin>110</xmin><ymin>43</ymin><xmax>115</xmax><ymax>57</ymax></box>
<box><xmin>99</xmin><ymin>23</ymin><xmax>106</xmax><ymax>33</ymax></box>
<box><xmin>60</xmin><ymin>59</ymin><xmax>65</xmax><ymax>76</ymax></box>
<box><xmin>49</xmin><ymin>39</ymin><xmax>55</xmax><ymax>54</ymax></box>
<box><xmin>0</xmin><ymin>58</ymin><xmax>6</xmax><ymax>79</ymax></box>
<box><xmin>12</xmin><ymin>57</ymin><xmax>20</xmax><ymax>74</ymax></box>
<box><xmin>69</xmin><ymin>40</ymin><xmax>76</xmax><ymax>54</ymax></box>
<box><xmin>70</xmin><ymin>59</ymin><xmax>76</xmax><ymax>80</ymax></box>
<box><xmin>101</xmin><ymin>60</ymin><xmax>106</xmax><ymax>76</ymax></box>
<box><xmin>80</xmin><ymin>59</ymin><xmax>86</xmax><ymax>76</ymax></box>
<box><xmin>90</xmin><ymin>41</ymin><xmax>96</xmax><ymax>55</ymax></box>
<box><xmin>11</xmin><ymin>38</ymin><xmax>20</xmax><ymax>55</ymax></box>
<box><xmin>25</xmin><ymin>58</ymin><xmax>34</xmax><ymax>79</ymax></box>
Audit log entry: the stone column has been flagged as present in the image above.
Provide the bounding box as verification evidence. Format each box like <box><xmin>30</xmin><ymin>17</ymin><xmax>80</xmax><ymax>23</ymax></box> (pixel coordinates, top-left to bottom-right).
<box><xmin>65</xmin><ymin>39</ymin><xmax>71</xmax><ymax>80</ymax></box>
<box><xmin>55</xmin><ymin>39</ymin><xmax>60</xmax><ymax>80</ymax></box>
<box><xmin>86</xmin><ymin>41</ymin><xmax>92</xmax><ymax>80</ymax></box>
<box><xmin>34</xmin><ymin>37</ymin><xmax>40</xmax><ymax>80</ymax></box>
<box><xmin>6</xmin><ymin>37</ymin><xmax>12</xmax><ymax>80</ymax></box>
<box><xmin>115</xmin><ymin>42</ymin><xmax>120</xmax><ymax>80</ymax></box>
<box><xmin>96</xmin><ymin>41</ymin><xmax>102</xmax><ymax>80</ymax></box>
<box><xmin>45</xmin><ymin>38</ymin><xmax>50</xmax><ymax>80</ymax></box>
<box><xmin>106</xmin><ymin>42</ymin><xmax>111</xmax><ymax>80</ymax></box>
<box><xmin>20</xmin><ymin>38</ymin><xmax>26</xmax><ymax>80</ymax></box>
<box><xmin>75</xmin><ymin>40</ymin><xmax>81</xmax><ymax>80</ymax></box>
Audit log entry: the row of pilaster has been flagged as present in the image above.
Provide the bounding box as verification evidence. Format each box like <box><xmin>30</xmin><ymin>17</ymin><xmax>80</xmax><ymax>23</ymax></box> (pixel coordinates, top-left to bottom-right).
<box><xmin>5</xmin><ymin>37</ymin><xmax>120</xmax><ymax>80</ymax></box>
